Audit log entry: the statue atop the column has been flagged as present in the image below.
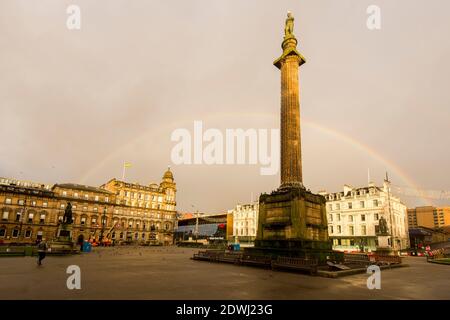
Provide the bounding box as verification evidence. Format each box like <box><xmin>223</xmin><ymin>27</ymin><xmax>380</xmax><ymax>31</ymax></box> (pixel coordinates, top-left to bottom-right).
<box><xmin>284</xmin><ymin>11</ymin><xmax>295</xmax><ymax>38</ymax></box>
<box><xmin>378</xmin><ymin>216</ymin><xmax>389</xmax><ymax>235</ymax></box>
<box><xmin>63</xmin><ymin>202</ymin><xmax>73</xmax><ymax>224</ymax></box>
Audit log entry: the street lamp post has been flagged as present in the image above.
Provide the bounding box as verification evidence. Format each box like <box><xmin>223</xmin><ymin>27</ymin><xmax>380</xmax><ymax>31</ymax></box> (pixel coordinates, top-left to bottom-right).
<box><xmin>191</xmin><ymin>204</ymin><xmax>199</xmax><ymax>243</ymax></box>
<box><xmin>99</xmin><ymin>207</ymin><xmax>107</xmax><ymax>245</ymax></box>
<box><xmin>18</xmin><ymin>199</ymin><xmax>27</xmax><ymax>242</ymax></box>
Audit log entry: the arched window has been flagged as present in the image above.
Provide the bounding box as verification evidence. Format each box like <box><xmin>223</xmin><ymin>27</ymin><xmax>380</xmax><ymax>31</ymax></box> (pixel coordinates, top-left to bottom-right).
<box><xmin>2</xmin><ymin>210</ymin><xmax>9</xmax><ymax>221</ymax></box>
<box><xmin>12</xmin><ymin>228</ymin><xmax>19</xmax><ymax>238</ymax></box>
<box><xmin>39</xmin><ymin>212</ymin><xmax>46</xmax><ymax>224</ymax></box>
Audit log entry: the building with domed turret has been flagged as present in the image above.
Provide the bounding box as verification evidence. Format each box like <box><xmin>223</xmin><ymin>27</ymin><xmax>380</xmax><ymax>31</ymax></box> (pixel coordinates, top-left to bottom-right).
<box><xmin>101</xmin><ymin>167</ymin><xmax>177</xmax><ymax>245</ymax></box>
<box><xmin>0</xmin><ymin>168</ymin><xmax>177</xmax><ymax>246</ymax></box>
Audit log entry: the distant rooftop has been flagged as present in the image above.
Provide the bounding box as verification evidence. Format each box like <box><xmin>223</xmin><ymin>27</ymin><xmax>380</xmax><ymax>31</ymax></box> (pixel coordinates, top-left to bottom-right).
<box><xmin>53</xmin><ymin>183</ymin><xmax>113</xmax><ymax>195</ymax></box>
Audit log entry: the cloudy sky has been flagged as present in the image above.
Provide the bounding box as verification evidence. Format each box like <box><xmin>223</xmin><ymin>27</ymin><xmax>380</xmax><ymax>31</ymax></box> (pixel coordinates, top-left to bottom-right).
<box><xmin>1</xmin><ymin>0</ymin><xmax>449</xmax><ymax>213</ymax></box>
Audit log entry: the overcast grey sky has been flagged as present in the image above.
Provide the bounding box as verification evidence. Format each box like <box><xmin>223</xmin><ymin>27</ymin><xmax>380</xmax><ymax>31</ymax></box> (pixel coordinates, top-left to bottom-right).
<box><xmin>1</xmin><ymin>0</ymin><xmax>449</xmax><ymax>212</ymax></box>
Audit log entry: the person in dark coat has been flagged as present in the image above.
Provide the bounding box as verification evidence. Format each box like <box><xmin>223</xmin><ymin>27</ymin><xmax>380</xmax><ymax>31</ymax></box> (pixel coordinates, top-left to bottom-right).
<box><xmin>37</xmin><ymin>239</ymin><xmax>48</xmax><ymax>266</ymax></box>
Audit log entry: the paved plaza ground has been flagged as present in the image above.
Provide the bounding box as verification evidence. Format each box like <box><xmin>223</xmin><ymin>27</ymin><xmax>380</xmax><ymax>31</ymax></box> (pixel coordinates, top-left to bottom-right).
<box><xmin>0</xmin><ymin>246</ymin><xmax>448</xmax><ymax>300</ymax></box>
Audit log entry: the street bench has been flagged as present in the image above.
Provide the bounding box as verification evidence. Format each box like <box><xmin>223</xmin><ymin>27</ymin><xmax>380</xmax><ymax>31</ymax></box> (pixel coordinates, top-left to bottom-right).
<box><xmin>192</xmin><ymin>250</ymin><xmax>223</xmax><ymax>262</ymax></box>
<box><xmin>344</xmin><ymin>253</ymin><xmax>372</xmax><ymax>267</ymax></box>
<box><xmin>240</xmin><ymin>254</ymin><xmax>272</xmax><ymax>268</ymax></box>
<box><xmin>271</xmin><ymin>256</ymin><xmax>318</xmax><ymax>275</ymax></box>
<box><xmin>217</xmin><ymin>252</ymin><xmax>243</xmax><ymax>264</ymax></box>
<box><xmin>374</xmin><ymin>254</ymin><xmax>401</xmax><ymax>265</ymax></box>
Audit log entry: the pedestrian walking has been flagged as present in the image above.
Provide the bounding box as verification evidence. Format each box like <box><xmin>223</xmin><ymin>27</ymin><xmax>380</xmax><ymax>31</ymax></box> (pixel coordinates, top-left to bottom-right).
<box><xmin>37</xmin><ymin>239</ymin><xmax>48</xmax><ymax>266</ymax></box>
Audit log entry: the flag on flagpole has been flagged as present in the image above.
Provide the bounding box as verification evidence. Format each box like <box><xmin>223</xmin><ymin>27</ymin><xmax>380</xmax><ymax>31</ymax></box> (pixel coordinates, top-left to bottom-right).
<box><xmin>124</xmin><ymin>162</ymin><xmax>132</xmax><ymax>168</ymax></box>
<box><xmin>122</xmin><ymin>162</ymin><xmax>132</xmax><ymax>180</ymax></box>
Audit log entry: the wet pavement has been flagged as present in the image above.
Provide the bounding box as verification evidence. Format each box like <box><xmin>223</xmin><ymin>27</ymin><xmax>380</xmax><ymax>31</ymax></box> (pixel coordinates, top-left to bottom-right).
<box><xmin>0</xmin><ymin>246</ymin><xmax>448</xmax><ymax>300</ymax></box>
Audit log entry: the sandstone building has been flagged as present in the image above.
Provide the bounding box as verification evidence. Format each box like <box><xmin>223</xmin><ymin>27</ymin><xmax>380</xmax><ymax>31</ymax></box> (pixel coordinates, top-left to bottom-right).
<box><xmin>0</xmin><ymin>168</ymin><xmax>176</xmax><ymax>245</ymax></box>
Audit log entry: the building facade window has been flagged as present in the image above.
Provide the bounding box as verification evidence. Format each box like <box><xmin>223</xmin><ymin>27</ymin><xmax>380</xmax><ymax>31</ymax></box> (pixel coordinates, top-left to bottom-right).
<box><xmin>5</xmin><ymin>198</ymin><xmax>12</xmax><ymax>204</ymax></box>
<box><xmin>348</xmin><ymin>202</ymin><xmax>352</xmax><ymax>209</ymax></box>
<box><xmin>361</xmin><ymin>225</ymin><xmax>366</xmax><ymax>235</ymax></box>
<box><xmin>2</xmin><ymin>211</ymin><xmax>8</xmax><ymax>221</ymax></box>
<box><xmin>361</xmin><ymin>214</ymin><xmax>366</xmax><ymax>222</ymax></box>
<box><xmin>12</xmin><ymin>228</ymin><xmax>19</xmax><ymax>238</ymax></box>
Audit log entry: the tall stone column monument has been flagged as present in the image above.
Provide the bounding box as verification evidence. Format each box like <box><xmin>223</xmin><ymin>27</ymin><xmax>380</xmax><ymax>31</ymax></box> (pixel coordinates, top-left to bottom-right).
<box><xmin>248</xmin><ymin>12</ymin><xmax>331</xmax><ymax>262</ymax></box>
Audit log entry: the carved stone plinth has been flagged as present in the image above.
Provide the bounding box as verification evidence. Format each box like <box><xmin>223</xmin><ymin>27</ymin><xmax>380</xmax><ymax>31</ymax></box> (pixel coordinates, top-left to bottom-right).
<box><xmin>246</xmin><ymin>186</ymin><xmax>331</xmax><ymax>263</ymax></box>
<box><xmin>50</xmin><ymin>223</ymin><xmax>76</xmax><ymax>254</ymax></box>
<box><xmin>376</xmin><ymin>235</ymin><xmax>392</xmax><ymax>255</ymax></box>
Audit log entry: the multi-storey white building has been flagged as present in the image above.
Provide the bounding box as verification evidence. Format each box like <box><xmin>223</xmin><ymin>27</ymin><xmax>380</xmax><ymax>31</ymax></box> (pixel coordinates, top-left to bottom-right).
<box><xmin>228</xmin><ymin>202</ymin><xmax>259</xmax><ymax>245</ymax></box>
<box><xmin>320</xmin><ymin>180</ymin><xmax>409</xmax><ymax>253</ymax></box>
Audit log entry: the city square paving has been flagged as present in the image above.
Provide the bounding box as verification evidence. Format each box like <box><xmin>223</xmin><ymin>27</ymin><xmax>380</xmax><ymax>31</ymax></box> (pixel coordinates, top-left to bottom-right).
<box><xmin>0</xmin><ymin>246</ymin><xmax>448</xmax><ymax>300</ymax></box>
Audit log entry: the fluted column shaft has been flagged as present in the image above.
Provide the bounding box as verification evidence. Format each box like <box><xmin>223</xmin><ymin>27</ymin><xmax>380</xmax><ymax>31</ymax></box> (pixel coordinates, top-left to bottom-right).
<box><xmin>280</xmin><ymin>54</ymin><xmax>302</xmax><ymax>188</ymax></box>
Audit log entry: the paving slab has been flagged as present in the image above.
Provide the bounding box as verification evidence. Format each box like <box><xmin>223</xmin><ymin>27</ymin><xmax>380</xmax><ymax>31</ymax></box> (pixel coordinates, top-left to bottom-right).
<box><xmin>0</xmin><ymin>246</ymin><xmax>448</xmax><ymax>300</ymax></box>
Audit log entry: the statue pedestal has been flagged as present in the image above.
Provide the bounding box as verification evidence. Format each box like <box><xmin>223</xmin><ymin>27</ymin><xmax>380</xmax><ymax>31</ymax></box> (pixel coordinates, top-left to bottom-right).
<box><xmin>56</xmin><ymin>223</ymin><xmax>73</xmax><ymax>241</ymax></box>
<box><xmin>50</xmin><ymin>223</ymin><xmax>77</xmax><ymax>254</ymax></box>
<box><xmin>245</xmin><ymin>186</ymin><xmax>332</xmax><ymax>264</ymax></box>
<box><xmin>376</xmin><ymin>235</ymin><xmax>392</xmax><ymax>255</ymax></box>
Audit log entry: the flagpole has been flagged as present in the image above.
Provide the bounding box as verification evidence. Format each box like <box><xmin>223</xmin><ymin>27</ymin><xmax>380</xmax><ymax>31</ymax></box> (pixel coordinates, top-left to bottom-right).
<box><xmin>122</xmin><ymin>162</ymin><xmax>126</xmax><ymax>181</ymax></box>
